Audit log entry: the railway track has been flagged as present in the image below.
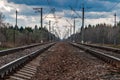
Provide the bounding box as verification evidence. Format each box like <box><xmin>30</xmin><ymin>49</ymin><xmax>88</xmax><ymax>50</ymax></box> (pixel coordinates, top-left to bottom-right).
<box><xmin>0</xmin><ymin>42</ymin><xmax>55</xmax><ymax>80</ymax></box>
<box><xmin>79</xmin><ymin>43</ymin><xmax>120</xmax><ymax>53</ymax></box>
<box><xmin>0</xmin><ymin>42</ymin><xmax>47</xmax><ymax>57</ymax></box>
<box><xmin>71</xmin><ymin>43</ymin><xmax>120</xmax><ymax>68</ymax></box>
<box><xmin>32</xmin><ymin>42</ymin><xmax>120</xmax><ymax>80</ymax></box>
<box><xmin>1</xmin><ymin>42</ymin><xmax>119</xmax><ymax>80</ymax></box>
<box><xmin>78</xmin><ymin>43</ymin><xmax>120</xmax><ymax>59</ymax></box>
<box><xmin>0</xmin><ymin>42</ymin><xmax>48</xmax><ymax>67</ymax></box>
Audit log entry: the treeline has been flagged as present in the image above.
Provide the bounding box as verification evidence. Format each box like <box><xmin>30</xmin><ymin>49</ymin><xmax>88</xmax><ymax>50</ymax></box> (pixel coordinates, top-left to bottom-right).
<box><xmin>0</xmin><ymin>25</ymin><xmax>58</xmax><ymax>47</ymax></box>
<box><xmin>70</xmin><ymin>22</ymin><xmax>120</xmax><ymax>44</ymax></box>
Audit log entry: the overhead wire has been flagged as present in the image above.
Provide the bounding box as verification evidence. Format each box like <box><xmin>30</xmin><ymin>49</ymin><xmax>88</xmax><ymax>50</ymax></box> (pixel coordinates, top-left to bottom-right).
<box><xmin>83</xmin><ymin>1</ymin><xmax>120</xmax><ymax>26</ymax></box>
<box><xmin>69</xmin><ymin>5</ymin><xmax>81</xmax><ymax>18</ymax></box>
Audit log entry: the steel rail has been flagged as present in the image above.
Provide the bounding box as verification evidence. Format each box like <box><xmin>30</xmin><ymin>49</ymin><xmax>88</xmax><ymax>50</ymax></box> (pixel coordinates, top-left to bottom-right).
<box><xmin>78</xmin><ymin>43</ymin><xmax>120</xmax><ymax>53</ymax></box>
<box><xmin>0</xmin><ymin>43</ymin><xmax>54</xmax><ymax>79</ymax></box>
<box><xmin>0</xmin><ymin>42</ymin><xmax>47</xmax><ymax>56</ymax></box>
<box><xmin>71</xmin><ymin>43</ymin><xmax>120</xmax><ymax>68</ymax></box>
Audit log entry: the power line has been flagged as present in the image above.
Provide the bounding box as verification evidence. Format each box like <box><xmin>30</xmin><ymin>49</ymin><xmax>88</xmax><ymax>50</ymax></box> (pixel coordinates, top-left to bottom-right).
<box><xmin>75</xmin><ymin>0</ymin><xmax>79</xmax><ymax>9</ymax></box>
<box><xmin>82</xmin><ymin>0</ymin><xmax>120</xmax><ymax>20</ymax></box>
<box><xmin>107</xmin><ymin>2</ymin><xmax>120</xmax><ymax>12</ymax></box>
<box><xmin>69</xmin><ymin>5</ymin><xmax>81</xmax><ymax>18</ymax></box>
<box><xmin>96</xmin><ymin>1</ymin><xmax>120</xmax><ymax>18</ymax></box>
<box><xmin>46</xmin><ymin>0</ymin><xmax>51</xmax><ymax>9</ymax></box>
<box><xmin>83</xmin><ymin>1</ymin><xmax>120</xmax><ymax>26</ymax></box>
<box><xmin>43</xmin><ymin>8</ymin><xmax>55</xmax><ymax>20</ymax></box>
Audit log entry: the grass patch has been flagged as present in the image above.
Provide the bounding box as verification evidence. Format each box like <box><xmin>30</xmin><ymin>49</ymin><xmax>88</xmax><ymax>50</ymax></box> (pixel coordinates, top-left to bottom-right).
<box><xmin>101</xmin><ymin>44</ymin><xmax>120</xmax><ymax>49</ymax></box>
<box><xmin>0</xmin><ymin>47</ymin><xmax>8</xmax><ymax>50</ymax></box>
<box><xmin>109</xmin><ymin>45</ymin><xmax>120</xmax><ymax>49</ymax></box>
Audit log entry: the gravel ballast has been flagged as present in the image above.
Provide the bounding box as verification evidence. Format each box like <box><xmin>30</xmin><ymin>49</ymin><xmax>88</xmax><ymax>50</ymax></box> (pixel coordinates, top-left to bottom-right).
<box><xmin>32</xmin><ymin>42</ymin><xmax>120</xmax><ymax>80</ymax></box>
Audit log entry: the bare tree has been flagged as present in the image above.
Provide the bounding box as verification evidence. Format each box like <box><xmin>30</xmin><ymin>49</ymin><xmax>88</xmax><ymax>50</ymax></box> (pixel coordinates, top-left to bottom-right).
<box><xmin>0</xmin><ymin>12</ymin><xmax>5</xmax><ymax>27</ymax></box>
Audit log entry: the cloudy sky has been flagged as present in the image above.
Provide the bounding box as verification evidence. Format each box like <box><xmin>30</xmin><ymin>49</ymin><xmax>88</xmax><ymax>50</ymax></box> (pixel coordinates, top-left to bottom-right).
<box><xmin>0</xmin><ymin>0</ymin><xmax>120</xmax><ymax>39</ymax></box>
